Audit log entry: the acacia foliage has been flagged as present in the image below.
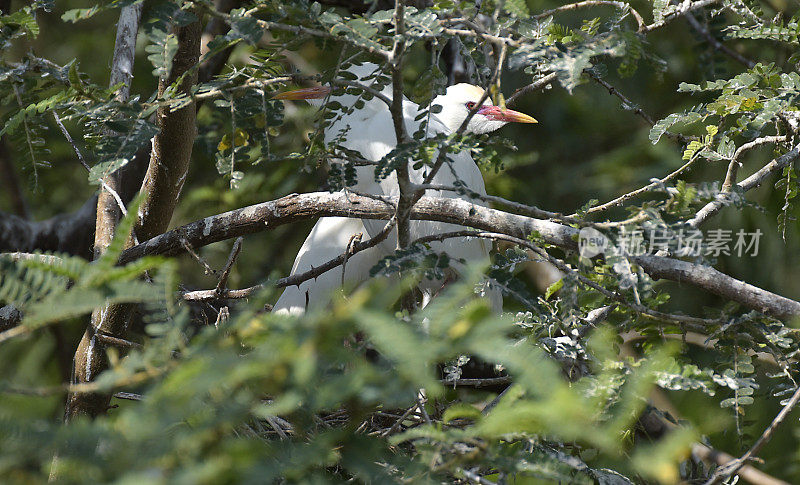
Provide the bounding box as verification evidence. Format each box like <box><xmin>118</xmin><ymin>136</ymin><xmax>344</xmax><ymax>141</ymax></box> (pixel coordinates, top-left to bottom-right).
<box><xmin>1</xmin><ymin>0</ymin><xmax>800</xmax><ymax>483</ymax></box>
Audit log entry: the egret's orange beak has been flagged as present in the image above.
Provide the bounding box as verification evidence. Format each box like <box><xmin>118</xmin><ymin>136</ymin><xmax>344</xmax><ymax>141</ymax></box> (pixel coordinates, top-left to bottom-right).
<box><xmin>272</xmin><ymin>86</ymin><xmax>332</xmax><ymax>100</ymax></box>
<box><xmin>477</xmin><ymin>105</ymin><xmax>538</xmax><ymax>124</ymax></box>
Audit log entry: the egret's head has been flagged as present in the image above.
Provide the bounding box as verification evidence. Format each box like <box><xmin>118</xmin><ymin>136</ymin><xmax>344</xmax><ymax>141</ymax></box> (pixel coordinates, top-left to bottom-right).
<box><xmin>432</xmin><ymin>84</ymin><xmax>537</xmax><ymax>134</ymax></box>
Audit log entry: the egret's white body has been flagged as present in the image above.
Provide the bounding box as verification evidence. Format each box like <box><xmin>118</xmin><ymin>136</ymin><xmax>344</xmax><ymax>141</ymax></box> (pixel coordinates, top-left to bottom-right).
<box><xmin>273</xmin><ymin>65</ymin><xmax>536</xmax><ymax>314</ymax></box>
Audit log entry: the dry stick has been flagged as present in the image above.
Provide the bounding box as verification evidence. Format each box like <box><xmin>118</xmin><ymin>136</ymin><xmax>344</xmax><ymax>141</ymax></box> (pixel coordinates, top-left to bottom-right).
<box><xmin>341</xmin><ymin>232</ymin><xmax>361</xmax><ymax>286</ymax></box>
<box><xmin>215</xmin><ymin>237</ymin><xmax>242</xmax><ymax>294</ymax></box>
<box><xmin>443</xmin><ymin>377</ymin><xmax>512</xmax><ymax>388</ymax></box>
<box><xmin>267</xmin><ymin>218</ymin><xmax>393</xmax><ymax>288</ymax></box>
<box><xmin>685</xmin><ymin>13</ymin><xmax>755</xmax><ymax>69</ymax></box>
<box><xmin>108</xmin><ymin>191</ymin><xmax>800</xmax><ymax>321</ymax></box>
<box><xmin>577</xmin><ymin>151</ymin><xmax>703</xmax><ymax>217</ymax></box>
<box><xmin>94</xmin><ymin>333</ymin><xmax>143</xmax><ymax>351</ymax></box>
<box><xmin>381</xmin><ymin>402</ymin><xmax>420</xmax><ymax>437</ymax></box>
<box><xmin>704</xmin><ymin>385</ymin><xmax>800</xmax><ymax>485</ymax></box>
<box><xmin>721</xmin><ymin>136</ymin><xmax>788</xmax><ymax>193</ymax></box>
<box><xmin>688</xmin><ymin>145</ymin><xmax>800</xmax><ymax>228</ymax></box>
<box><xmin>533</xmin><ymin>0</ymin><xmax>645</xmax><ymax>31</ymax></box>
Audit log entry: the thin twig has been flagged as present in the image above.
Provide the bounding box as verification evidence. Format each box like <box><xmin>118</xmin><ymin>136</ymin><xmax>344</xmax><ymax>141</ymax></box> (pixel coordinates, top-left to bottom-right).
<box><xmin>390</xmin><ymin>0</ymin><xmax>413</xmax><ymax>249</ymax></box>
<box><xmin>721</xmin><ymin>136</ymin><xmax>787</xmax><ymax>192</ymax></box>
<box><xmin>417</xmin><ymin>183</ymin><xmax>572</xmax><ymax>222</ymax></box>
<box><xmin>182</xmin><ymin>217</ymin><xmax>398</xmax><ymax>301</ymax></box>
<box><xmin>693</xmin><ymin>443</ymin><xmax>789</xmax><ymax>485</ymax></box>
<box><xmin>416</xmin><ymin>391</ymin><xmax>433</xmax><ymax>425</ymax></box>
<box><xmin>180</xmin><ymin>237</ymin><xmax>217</xmax><ymax>275</ymax></box>
<box><xmin>95</xmin><ymin>333</ymin><xmax>143</xmax><ymax>351</ymax></box>
<box><xmin>685</xmin><ymin>13</ymin><xmax>755</xmax><ymax>69</ymax></box>
<box><xmin>330</xmin><ymin>78</ymin><xmax>393</xmax><ymax>107</ymax></box>
<box><xmin>704</xmin><ymin>385</ymin><xmax>800</xmax><ymax>485</ymax></box>
<box><xmin>586</xmin><ymin>71</ymin><xmax>697</xmax><ymax>144</ymax></box>
<box><xmin>381</xmin><ymin>402</ymin><xmax>419</xmax><ymax>437</ymax></box>
<box><xmin>579</xmin><ymin>151</ymin><xmax>703</xmax><ymax>216</ymax></box>
<box><xmin>506</xmin><ymin>72</ymin><xmax>557</xmax><ymax>107</ymax></box>
<box><xmin>443</xmin><ymin>377</ymin><xmax>512</xmax><ymax>388</ymax></box>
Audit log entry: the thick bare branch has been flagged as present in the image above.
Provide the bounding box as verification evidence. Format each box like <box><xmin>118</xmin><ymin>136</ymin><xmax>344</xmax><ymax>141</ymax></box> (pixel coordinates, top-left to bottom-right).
<box><xmin>67</xmin><ymin>15</ymin><xmax>202</xmax><ymax>420</ymax></box>
<box><xmin>117</xmin><ymin>191</ymin><xmax>800</xmax><ymax>321</ymax></box>
<box><xmin>633</xmin><ymin>254</ymin><xmax>800</xmax><ymax>321</ymax></box>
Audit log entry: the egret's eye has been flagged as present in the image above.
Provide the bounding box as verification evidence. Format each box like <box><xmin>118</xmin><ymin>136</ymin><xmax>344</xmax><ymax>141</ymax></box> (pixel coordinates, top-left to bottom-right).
<box><xmin>466</xmin><ymin>101</ymin><xmax>476</xmax><ymax>110</ymax></box>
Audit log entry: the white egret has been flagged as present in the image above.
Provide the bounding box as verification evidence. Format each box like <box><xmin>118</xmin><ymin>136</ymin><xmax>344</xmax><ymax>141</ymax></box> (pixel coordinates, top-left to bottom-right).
<box><xmin>272</xmin><ymin>63</ymin><xmax>412</xmax><ymax>315</ymax></box>
<box><xmin>361</xmin><ymin>83</ymin><xmax>536</xmax><ymax>309</ymax></box>
<box><xmin>272</xmin><ymin>65</ymin><xmax>537</xmax><ymax>314</ymax></box>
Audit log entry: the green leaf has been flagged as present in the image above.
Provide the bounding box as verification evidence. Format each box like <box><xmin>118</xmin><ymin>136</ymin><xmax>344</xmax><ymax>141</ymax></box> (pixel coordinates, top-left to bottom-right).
<box><xmin>61</xmin><ymin>6</ymin><xmax>100</xmax><ymax>23</ymax></box>
<box><xmin>145</xmin><ymin>28</ymin><xmax>179</xmax><ymax>79</ymax></box>
<box><xmin>88</xmin><ymin>158</ymin><xmax>129</xmax><ymax>185</ymax></box>
<box><xmin>503</xmin><ymin>0</ymin><xmax>529</xmax><ymax>18</ymax></box>
<box><xmin>545</xmin><ymin>278</ymin><xmax>563</xmax><ymax>300</ymax></box>
<box><xmin>442</xmin><ymin>403</ymin><xmax>482</xmax><ymax>423</ymax></box>
<box><xmin>3</xmin><ymin>8</ymin><xmax>39</xmax><ymax>37</ymax></box>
